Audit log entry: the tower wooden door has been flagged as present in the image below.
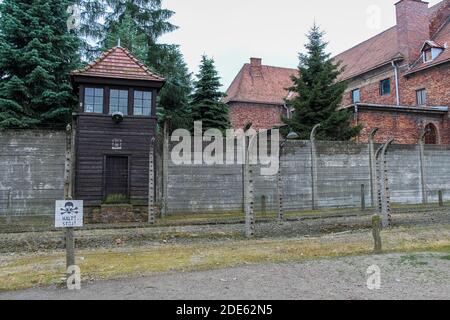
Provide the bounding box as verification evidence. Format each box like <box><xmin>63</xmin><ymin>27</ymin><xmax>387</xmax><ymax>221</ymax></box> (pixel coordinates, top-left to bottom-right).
<box><xmin>104</xmin><ymin>156</ymin><xmax>129</xmax><ymax>199</ymax></box>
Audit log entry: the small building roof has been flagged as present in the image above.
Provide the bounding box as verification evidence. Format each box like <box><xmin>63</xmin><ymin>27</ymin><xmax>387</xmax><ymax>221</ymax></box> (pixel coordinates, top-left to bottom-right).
<box><xmin>224</xmin><ymin>58</ymin><xmax>298</xmax><ymax>105</ymax></box>
<box><xmin>71</xmin><ymin>46</ymin><xmax>165</xmax><ymax>82</ymax></box>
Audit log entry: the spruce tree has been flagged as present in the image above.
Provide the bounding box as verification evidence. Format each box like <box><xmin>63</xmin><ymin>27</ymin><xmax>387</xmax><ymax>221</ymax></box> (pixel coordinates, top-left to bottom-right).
<box><xmin>103</xmin><ymin>13</ymin><xmax>149</xmax><ymax>62</ymax></box>
<box><xmin>154</xmin><ymin>45</ymin><xmax>193</xmax><ymax>131</ymax></box>
<box><xmin>284</xmin><ymin>24</ymin><xmax>361</xmax><ymax>141</ymax></box>
<box><xmin>0</xmin><ymin>0</ymin><xmax>80</xmax><ymax>129</ymax></box>
<box><xmin>191</xmin><ymin>55</ymin><xmax>230</xmax><ymax>132</ymax></box>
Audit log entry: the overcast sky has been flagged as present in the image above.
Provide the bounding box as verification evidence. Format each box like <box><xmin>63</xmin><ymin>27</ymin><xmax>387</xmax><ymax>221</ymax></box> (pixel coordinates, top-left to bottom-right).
<box><xmin>160</xmin><ymin>0</ymin><xmax>441</xmax><ymax>90</ymax></box>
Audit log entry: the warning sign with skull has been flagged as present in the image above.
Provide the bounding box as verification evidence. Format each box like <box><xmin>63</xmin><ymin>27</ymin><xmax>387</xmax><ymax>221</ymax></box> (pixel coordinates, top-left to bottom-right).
<box><xmin>55</xmin><ymin>200</ymin><xmax>84</xmax><ymax>228</ymax></box>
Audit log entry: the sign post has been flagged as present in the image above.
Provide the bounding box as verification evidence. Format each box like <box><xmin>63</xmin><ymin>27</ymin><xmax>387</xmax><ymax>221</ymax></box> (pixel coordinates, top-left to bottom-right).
<box><xmin>56</xmin><ymin>124</ymin><xmax>83</xmax><ymax>286</ymax></box>
<box><xmin>55</xmin><ymin>200</ymin><xmax>83</xmax><ymax>269</ymax></box>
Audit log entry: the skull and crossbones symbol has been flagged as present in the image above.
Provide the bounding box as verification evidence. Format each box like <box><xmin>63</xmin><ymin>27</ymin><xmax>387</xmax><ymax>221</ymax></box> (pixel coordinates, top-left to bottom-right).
<box><xmin>60</xmin><ymin>202</ymin><xmax>79</xmax><ymax>215</ymax></box>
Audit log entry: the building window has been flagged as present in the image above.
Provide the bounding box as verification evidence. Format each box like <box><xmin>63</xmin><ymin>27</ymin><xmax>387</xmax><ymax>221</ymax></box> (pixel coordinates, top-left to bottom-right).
<box><xmin>423</xmin><ymin>48</ymin><xmax>444</xmax><ymax>62</ymax></box>
<box><xmin>416</xmin><ymin>89</ymin><xmax>427</xmax><ymax>106</ymax></box>
<box><xmin>109</xmin><ymin>89</ymin><xmax>128</xmax><ymax>115</ymax></box>
<box><xmin>133</xmin><ymin>90</ymin><xmax>152</xmax><ymax>116</ymax></box>
<box><xmin>380</xmin><ymin>79</ymin><xmax>391</xmax><ymax>96</ymax></box>
<box><xmin>424</xmin><ymin>49</ymin><xmax>433</xmax><ymax>62</ymax></box>
<box><xmin>351</xmin><ymin>89</ymin><xmax>360</xmax><ymax>103</ymax></box>
<box><xmin>84</xmin><ymin>87</ymin><xmax>104</xmax><ymax>113</ymax></box>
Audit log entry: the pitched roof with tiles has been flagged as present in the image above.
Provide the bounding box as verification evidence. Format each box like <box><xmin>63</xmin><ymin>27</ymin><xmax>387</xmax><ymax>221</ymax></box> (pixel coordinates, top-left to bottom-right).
<box><xmin>224</xmin><ymin>60</ymin><xmax>298</xmax><ymax>105</ymax></box>
<box><xmin>334</xmin><ymin>0</ymin><xmax>449</xmax><ymax>81</ymax></box>
<box><xmin>407</xmin><ymin>14</ymin><xmax>450</xmax><ymax>74</ymax></box>
<box><xmin>71</xmin><ymin>46</ymin><xmax>165</xmax><ymax>82</ymax></box>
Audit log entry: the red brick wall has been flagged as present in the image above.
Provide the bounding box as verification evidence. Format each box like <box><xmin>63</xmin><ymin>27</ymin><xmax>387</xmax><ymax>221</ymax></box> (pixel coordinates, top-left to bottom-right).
<box><xmin>400</xmin><ymin>64</ymin><xmax>450</xmax><ymax>106</ymax></box>
<box><xmin>343</xmin><ymin>62</ymin><xmax>450</xmax><ymax>145</ymax></box>
<box><xmin>343</xmin><ymin>74</ymin><xmax>398</xmax><ymax>106</ymax></box>
<box><xmin>229</xmin><ymin>102</ymin><xmax>285</xmax><ymax>131</ymax></box>
<box><xmin>355</xmin><ymin>110</ymin><xmax>449</xmax><ymax>145</ymax></box>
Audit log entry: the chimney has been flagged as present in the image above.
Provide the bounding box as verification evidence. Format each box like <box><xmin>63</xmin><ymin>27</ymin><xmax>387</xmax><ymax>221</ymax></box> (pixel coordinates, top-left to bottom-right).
<box><xmin>395</xmin><ymin>0</ymin><xmax>430</xmax><ymax>64</ymax></box>
<box><xmin>250</xmin><ymin>57</ymin><xmax>262</xmax><ymax>77</ymax></box>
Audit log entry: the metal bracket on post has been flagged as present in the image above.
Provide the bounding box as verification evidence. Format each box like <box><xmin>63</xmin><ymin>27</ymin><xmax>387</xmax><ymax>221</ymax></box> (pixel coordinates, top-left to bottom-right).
<box><xmin>368</xmin><ymin>128</ymin><xmax>379</xmax><ymax>208</ymax></box>
<box><xmin>245</xmin><ymin>134</ymin><xmax>257</xmax><ymax>238</ymax></box>
<box><xmin>375</xmin><ymin>138</ymin><xmax>394</xmax><ymax>229</ymax></box>
<box><xmin>418</xmin><ymin>129</ymin><xmax>428</xmax><ymax>204</ymax></box>
<box><xmin>148</xmin><ymin>137</ymin><xmax>156</xmax><ymax>224</ymax></box>
<box><xmin>310</xmin><ymin>124</ymin><xmax>321</xmax><ymax>211</ymax></box>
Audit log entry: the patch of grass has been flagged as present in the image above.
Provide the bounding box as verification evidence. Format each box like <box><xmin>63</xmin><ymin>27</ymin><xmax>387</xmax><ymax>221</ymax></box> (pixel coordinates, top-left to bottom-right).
<box><xmin>1</xmin><ymin>224</ymin><xmax>450</xmax><ymax>292</ymax></box>
<box><xmin>399</xmin><ymin>254</ymin><xmax>428</xmax><ymax>266</ymax></box>
<box><xmin>440</xmin><ymin>255</ymin><xmax>450</xmax><ymax>260</ymax></box>
<box><xmin>103</xmin><ymin>194</ymin><xmax>130</xmax><ymax>205</ymax></box>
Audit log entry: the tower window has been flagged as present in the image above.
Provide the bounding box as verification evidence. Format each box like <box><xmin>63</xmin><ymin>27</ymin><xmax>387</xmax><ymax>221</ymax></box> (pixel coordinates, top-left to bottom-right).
<box><xmin>134</xmin><ymin>90</ymin><xmax>152</xmax><ymax>116</ymax></box>
<box><xmin>109</xmin><ymin>89</ymin><xmax>129</xmax><ymax>115</ymax></box>
<box><xmin>84</xmin><ymin>87</ymin><xmax>104</xmax><ymax>113</ymax></box>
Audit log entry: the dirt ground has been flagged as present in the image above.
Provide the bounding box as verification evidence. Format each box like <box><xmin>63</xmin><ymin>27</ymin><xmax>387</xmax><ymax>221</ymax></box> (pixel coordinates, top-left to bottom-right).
<box><xmin>1</xmin><ymin>252</ymin><xmax>449</xmax><ymax>300</ymax></box>
<box><xmin>1</xmin><ymin>208</ymin><xmax>449</xmax><ymax>253</ymax></box>
<box><xmin>1</xmin><ymin>207</ymin><xmax>449</xmax><ymax>297</ymax></box>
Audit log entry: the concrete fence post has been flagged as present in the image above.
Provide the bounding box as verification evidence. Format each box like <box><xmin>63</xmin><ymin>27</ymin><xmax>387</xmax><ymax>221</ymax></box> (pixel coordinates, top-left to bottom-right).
<box><xmin>161</xmin><ymin>120</ymin><xmax>170</xmax><ymax>217</ymax></box>
<box><xmin>244</xmin><ymin>134</ymin><xmax>257</xmax><ymax>238</ymax></box>
<box><xmin>418</xmin><ymin>129</ymin><xmax>428</xmax><ymax>204</ymax></box>
<box><xmin>310</xmin><ymin>124</ymin><xmax>321</xmax><ymax>210</ymax></box>
<box><xmin>368</xmin><ymin>128</ymin><xmax>379</xmax><ymax>207</ymax></box>
<box><xmin>6</xmin><ymin>188</ymin><xmax>12</xmax><ymax>224</ymax></box>
<box><xmin>361</xmin><ymin>184</ymin><xmax>366</xmax><ymax>211</ymax></box>
<box><xmin>438</xmin><ymin>190</ymin><xmax>444</xmax><ymax>207</ymax></box>
<box><xmin>375</xmin><ymin>138</ymin><xmax>394</xmax><ymax>229</ymax></box>
<box><xmin>277</xmin><ymin>142</ymin><xmax>284</xmax><ymax>221</ymax></box>
<box><xmin>148</xmin><ymin>137</ymin><xmax>156</xmax><ymax>224</ymax></box>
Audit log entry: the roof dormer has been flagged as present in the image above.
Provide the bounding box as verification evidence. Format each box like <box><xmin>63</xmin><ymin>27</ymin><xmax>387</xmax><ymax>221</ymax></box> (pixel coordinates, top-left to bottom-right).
<box><xmin>421</xmin><ymin>40</ymin><xmax>445</xmax><ymax>63</ymax></box>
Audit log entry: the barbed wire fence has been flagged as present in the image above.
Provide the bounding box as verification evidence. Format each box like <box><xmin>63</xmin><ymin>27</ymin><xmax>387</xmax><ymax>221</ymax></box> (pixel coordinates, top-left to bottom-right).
<box><xmin>1</xmin><ymin>126</ymin><xmax>449</xmax><ymax>238</ymax></box>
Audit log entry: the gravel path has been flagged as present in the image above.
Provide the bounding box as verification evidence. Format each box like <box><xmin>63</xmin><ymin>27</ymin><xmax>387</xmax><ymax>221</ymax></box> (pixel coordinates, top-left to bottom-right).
<box><xmin>2</xmin><ymin>252</ymin><xmax>449</xmax><ymax>300</ymax></box>
<box><xmin>2</xmin><ymin>210</ymin><xmax>449</xmax><ymax>253</ymax></box>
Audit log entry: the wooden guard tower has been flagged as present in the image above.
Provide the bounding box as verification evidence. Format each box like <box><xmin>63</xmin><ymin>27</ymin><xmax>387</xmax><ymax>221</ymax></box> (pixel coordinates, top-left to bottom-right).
<box><xmin>71</xmin><ymin>46</ymin><xmax>165</xmax><ymax>222</ymax></box>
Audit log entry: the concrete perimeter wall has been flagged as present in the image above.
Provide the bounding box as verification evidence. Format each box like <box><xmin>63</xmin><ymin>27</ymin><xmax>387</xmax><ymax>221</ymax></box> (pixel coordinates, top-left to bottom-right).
<box><xmin>0</xmin><ymin>130</ymin><xmax>65</xmax><ymax>216</ymax></box>
<box><xmin>1</xmin><ymin>130</ymin><xmax>450</xmax><ymax>216</ymax></box>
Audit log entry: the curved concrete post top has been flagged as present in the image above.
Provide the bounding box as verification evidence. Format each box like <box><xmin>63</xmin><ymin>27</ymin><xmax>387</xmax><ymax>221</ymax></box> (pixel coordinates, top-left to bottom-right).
<box><xmin>310</xmin><ymin>124</ymin><xmax>321</xmax><ymax>142</ymax></box>
<box><xmin>369</xmin><ymin>128</ymin><xmax>379</xmax><ymax>142</ymax></box>
<box><xmin>375</xmin><ymin>138</ymin><xmax>395</xmax><ymax>160</ymax></box>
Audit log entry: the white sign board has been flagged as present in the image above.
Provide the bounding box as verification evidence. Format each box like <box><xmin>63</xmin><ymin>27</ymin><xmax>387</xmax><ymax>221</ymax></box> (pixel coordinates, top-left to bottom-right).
<box><xmin>55</xmin><ymin>200</ymin><xmax>84</xmax><ymax>228</ymax></box>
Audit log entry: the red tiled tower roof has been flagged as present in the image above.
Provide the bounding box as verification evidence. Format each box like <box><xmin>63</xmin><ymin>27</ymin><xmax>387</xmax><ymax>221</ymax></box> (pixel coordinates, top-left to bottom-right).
<box><xmin>71</xmin><ymin>46</ymin><xmax>165</xmax><ymax>82</ymax></box>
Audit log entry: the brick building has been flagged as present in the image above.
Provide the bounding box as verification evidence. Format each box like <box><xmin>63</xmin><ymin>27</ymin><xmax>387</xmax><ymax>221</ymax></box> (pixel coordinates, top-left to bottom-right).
<box><xmin>223</xmin><ymin>58</ymin><xmax>297</xmax><ymax>131</ymax></box>
<box><xmin>225</xmin><ymin>0</ymin><xmax>450</xmax><ymax>144</ymax></box>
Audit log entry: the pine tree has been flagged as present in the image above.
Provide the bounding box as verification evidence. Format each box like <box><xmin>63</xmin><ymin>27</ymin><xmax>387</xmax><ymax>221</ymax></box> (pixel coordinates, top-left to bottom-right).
<box><xmin>154</xmin><ymin>45</ymin><xmax>193</xmax><ymax>131</ymax></box>
<box><xmin>103</xmin><ymin>13</ymin><xmax>149</xmax><ymax>62</ymax></box>
<box><xmin>96</xmin><ymin>0</ymin><xmax>192</xmax><ymax>131</ymax></box>
<box><xmin>101</xmin><ymin>0</ymin><xmax>177</xmax><ymax>61</ymax></box>
<box><xmin>0</xmin><ymin>0</ymin><xmax>81</xmax><ymax>129</ymax></box>
<box><xmin>191</xmin><ymin>55</ymin><xmax>230</xmax><ymax>132</ymax></box>
<box><xmin>284</xmin><ymin>24</ymin><xmax>361</xmax><ymax>141</ymax></box>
